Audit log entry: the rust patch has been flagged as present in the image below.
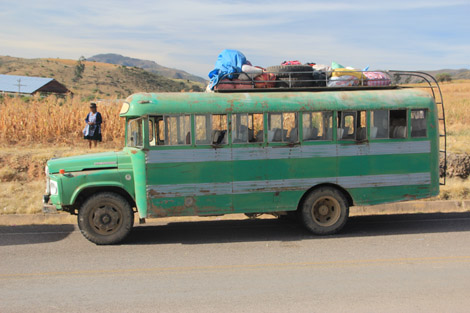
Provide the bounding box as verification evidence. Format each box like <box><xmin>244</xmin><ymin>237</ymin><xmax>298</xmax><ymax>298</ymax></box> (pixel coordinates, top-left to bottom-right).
<box><xmin>148</xmin><ymin>196</ymin><xmax>200</xmax><ymax>217</ymax></box>
<box><xmin>224</xmin><ymin>99</ymin><xmax>236</xmax><ymax>112</ymax></box>
<box><xmin>131</xmin><ymin>150</ymin><xmax>137</xmax><ymax>154</ymax></box>
<box><xmin>403</xmin><ymin>194</ymin><xmax>418</xmax><ymax>200</ymax></box>
<box><xmin>149</xmin><ymin>204</ymin><xmax>197</xmax><ymax>217</ymax></box>
<box><xmin>148</xmin><ymin>189</ymin><xmax>159</xmax><ymax>197</ymax></box>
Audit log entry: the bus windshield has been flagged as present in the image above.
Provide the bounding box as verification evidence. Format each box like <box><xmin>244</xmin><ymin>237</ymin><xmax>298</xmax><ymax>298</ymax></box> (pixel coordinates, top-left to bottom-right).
<box><xmin>127</xmin><ymin>118</ymin><xmax>144</xmax><ymax>147</ymax></box>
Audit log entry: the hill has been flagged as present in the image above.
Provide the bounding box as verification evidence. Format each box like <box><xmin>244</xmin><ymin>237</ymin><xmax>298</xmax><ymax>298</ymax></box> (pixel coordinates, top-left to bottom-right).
<box><xmin>385</xmin><ymin>68</ymin><xmax>470</xmax><ymax>84</ymax></box>
<box><xmin>88</xmin><ymin>53</ymin><xmax>207</xmax><ymax>83</ymax></box>
<box><xmin>0</xmin><ymin>55</ymin><xmax>205</xmax><ymax>99</ymax></box>
<box><xmin>424</xmin><ymin>69</ymin><xmax>470</xmax><ymax>80</ymax></box>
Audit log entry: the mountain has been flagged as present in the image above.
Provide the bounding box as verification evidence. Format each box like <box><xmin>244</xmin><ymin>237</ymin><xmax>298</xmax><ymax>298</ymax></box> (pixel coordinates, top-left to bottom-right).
<box><xmin>88</xmin><ymin>53</ymin><xmax>207</xmax><ymax>83</ymax></box>
<box><xmin>0</xmin><ymin>55</ymin><xmax>205</xmax><ymax>98</ymax></box>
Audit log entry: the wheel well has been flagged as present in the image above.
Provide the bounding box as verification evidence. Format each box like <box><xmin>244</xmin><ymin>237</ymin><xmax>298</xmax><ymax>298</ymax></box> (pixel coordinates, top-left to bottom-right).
<box><xmin>69</xmin><ymin>187</ymin><xmax>136</xmax><ymax>214</ymax></box>
<box><xmin>297</xmin><ymin>183</ymin><xmax>354</xmax><ymax>210</ymax></box>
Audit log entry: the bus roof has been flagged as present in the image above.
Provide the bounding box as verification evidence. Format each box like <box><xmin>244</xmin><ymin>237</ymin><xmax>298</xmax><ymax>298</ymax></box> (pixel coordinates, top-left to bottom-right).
<box><xmin>121</xmin><ymin>89</ymin><xmax>434</xmax><ymax>117</ymax></box>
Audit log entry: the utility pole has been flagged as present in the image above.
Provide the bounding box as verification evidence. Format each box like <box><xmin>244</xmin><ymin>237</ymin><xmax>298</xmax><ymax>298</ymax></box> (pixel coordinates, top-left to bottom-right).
<box><xmin>16</xmin><ymin>79</ymin><xmax>26</xmax><ymax>95</ymax></box>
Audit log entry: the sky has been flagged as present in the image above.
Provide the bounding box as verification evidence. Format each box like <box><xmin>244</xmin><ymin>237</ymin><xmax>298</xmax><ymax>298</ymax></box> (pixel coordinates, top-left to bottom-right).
<box><xmin>0</xmin><ymin>0</ymin><xmax>469</xmax><ymax>78</ymax></box>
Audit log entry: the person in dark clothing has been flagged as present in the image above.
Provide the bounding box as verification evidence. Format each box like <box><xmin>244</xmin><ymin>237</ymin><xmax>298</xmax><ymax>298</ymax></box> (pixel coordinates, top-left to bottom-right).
<box><xmin>83</xmin><ymin>102</ymin><xmax>102</xmax><ymax>148</ymax></box>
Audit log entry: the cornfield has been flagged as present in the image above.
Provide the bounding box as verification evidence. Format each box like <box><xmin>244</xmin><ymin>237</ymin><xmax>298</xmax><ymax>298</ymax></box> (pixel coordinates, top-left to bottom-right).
<box><xmin>0</xmin><ymin>94</ymin><xmax>125</xmax><ymax>147</ymax></box>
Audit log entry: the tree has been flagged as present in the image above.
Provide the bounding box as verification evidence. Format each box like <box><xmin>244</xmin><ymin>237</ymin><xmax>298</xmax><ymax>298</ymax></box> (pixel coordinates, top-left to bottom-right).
<box><xmin>436</xmin><ymin>73</ymin><xmax>452</xmax><ymax>83</ymax></box>
<box><xmin>73</xmin><ymin>56</ymin><xmax>86</xmax><ymax>82</ymax></box>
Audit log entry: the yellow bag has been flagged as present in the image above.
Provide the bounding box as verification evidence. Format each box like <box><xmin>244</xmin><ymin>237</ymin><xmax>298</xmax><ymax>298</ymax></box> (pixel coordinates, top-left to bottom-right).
<box><xmin>331</xmin><ymin>68</ymin><xmax>366</xmax><ymax>80</ymax></box>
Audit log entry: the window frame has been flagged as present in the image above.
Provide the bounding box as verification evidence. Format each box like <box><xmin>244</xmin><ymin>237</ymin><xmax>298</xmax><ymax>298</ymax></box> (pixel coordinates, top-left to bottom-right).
<box><xmin>195</xmin><ymin>113</ymin><xmax>229</xmax><ymax>146</ymax></box>
<box><xmin>126</xmin><ymin>117</ymin><xmax>145</xmax><ymax>148</ymax></box>
<box><xmin>410</xmin><ymin>109</ymin><xmax>428</xmax><ymax>138</ymax></box>
<box><xmin>163</xmin><ymin>114</ymin><xmax>192</xmax><ymax>146</ymax></box>
<box><xmin>337</xmin><ymin>111</ymin><xmax>357</xmax><ymax>141</ymax></box>
<box><xmin>148</xmin><ymin>114</ymin><xmax>192</xmax><ymax>147</ymax></box>
<box><xmin>370</xmin><ymin>109</ymin><xmax>390</xmax><ymax>140</ymax></box>
<box><xmin>389</xmin><ymin>109</ymin><xmax>408</xmax><ymax>139</ymax></box>
<box><xmin>301</xmin><ymin>111</ymin><xmax>334</xmax><ymax>142</ymax></box>
<box><xmin>231</xmin><ymin>113</ymin><xmax>265</xmax><ymax>144</ymax></box>
<box><xmin>267</xmin><ymin>112</ymin><xmax>299</xmax><ymax>144</ymax></box>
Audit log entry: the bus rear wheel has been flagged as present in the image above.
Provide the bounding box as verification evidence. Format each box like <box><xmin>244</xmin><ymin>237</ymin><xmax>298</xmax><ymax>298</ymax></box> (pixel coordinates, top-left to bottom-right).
<box><xmin>78</xmin><ymin>192</ymin><xmax>134</xmax><ymax>245</ymax></box>
<box><xmin>300</xmin><ymin>187</ymin><xmax>349</xmax><ymax>235</ymax></box>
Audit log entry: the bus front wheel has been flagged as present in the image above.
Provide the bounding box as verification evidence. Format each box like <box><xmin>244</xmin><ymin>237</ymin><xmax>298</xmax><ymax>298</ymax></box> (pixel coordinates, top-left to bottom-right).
<box><xmin>78</xmin><ymin>192</ymin><xmax>134</xmax><ymax>245</ymax></box>
<box><xmin>300</xmin><ymin>187</ymin><xmax>349</xmax><ymax>235</ymax></box>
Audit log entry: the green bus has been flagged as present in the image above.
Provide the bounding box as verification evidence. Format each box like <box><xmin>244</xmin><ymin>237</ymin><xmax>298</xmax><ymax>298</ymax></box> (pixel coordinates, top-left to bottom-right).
<box><xmin>44</xmin><ymin>82</ymin><xmax>445</xmax><ymax>244</ymax></box>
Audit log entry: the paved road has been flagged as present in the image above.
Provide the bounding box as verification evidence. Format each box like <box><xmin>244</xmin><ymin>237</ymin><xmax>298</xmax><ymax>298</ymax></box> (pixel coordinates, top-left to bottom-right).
<box><xmin>1</xmin><ymin>213</ymin><xmax>470</xmax><ymax>313</ymax></box>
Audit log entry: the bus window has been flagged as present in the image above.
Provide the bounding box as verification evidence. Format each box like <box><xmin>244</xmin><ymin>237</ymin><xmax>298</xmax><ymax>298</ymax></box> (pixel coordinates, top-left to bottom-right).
<box><xmin>127</xmin><ymin>118</ymin><xmax>143</xmax><ymax>147</ymax></box>
<box><xmin>148</xmin><ymin>118</ymin><xmax>155</xmax><ymax>146</ymax></box>
<box><xmin>196</xmin><ymin>114</ymin><xmax>227</xmax><ymax>145</ymax></box>
<box><xmin>268</xmin><ymin>112</ymin><xmax>298</xmax><ymax>143</ymax></box>
<box><xmin>338</xmin><ymin>111</ymin><xmax>356</xmax><ymax>140</ymax></box>
<box><xmin>371</xmin><ymin>110</ymin><xmax>389</xmax><ymax>139</ymax></box>
<box><xmin>157</xmin><ymin>117</ymin><xmax>164</xmax><ymax>145</ymax></box>
<box><xmin>357</xmin><ymin>111</ymin><xmax>367</xmax><ymax>140</ymax></box>
<box><xmin>232</xmin><ymin>113</ymin><xmax>264</xmax><ymax>143</ymax></box>
<box><xmin>303</xmin><ymin>112</ymin><xmax>333</xmax><ymax>141</ymax></box>
<box><xmin>337</xmin><ymin>111</ymin><xmax>366</xmax><ymax>140</ymax></box>
<box><xmin>212</xmin><ymin>114</ymin><xmax>228</xmax><ymax>144</ymax></box>
<box><xmin>390</xmin><ymin>110</ymin><xmax>407</xmax><ymax>138</ymax></box>
<box><xmin>164</xmin><ymin>115</ymin><xmax>191</xmax><ymax>145</ymax></box>
<box><xmin>196</xmin><ymin>115</ymin><xmax>211</xmax><ymax>144</ymax></box>
<box><xmin>411</xmin><ymin>109</ymin><xmax>427</xmax><ymax>138</ymax></box>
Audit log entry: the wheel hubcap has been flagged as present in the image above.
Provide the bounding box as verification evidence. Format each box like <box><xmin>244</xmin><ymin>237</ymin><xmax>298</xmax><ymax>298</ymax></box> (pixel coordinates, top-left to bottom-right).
<box><xmin>311</xmin><ymin>196</ymin><xmax>341</xmax><ymax>227</ymax></box>
<box><xmin>318</xmin><ymin>205</ymin><xmax>329</xmax><ymax>216</ymax></box>
<box><xmin>90</xmin><ymin>205</ymin><xmax>122</xmax><ymax>235</ymax></box>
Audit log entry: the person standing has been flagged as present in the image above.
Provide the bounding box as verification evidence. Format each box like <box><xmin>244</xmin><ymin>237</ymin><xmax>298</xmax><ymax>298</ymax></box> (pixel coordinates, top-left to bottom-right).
<box><xmin>83</xmin><ymin>102</ymin><xmax>102</xmax><ymax>148</ymax></box>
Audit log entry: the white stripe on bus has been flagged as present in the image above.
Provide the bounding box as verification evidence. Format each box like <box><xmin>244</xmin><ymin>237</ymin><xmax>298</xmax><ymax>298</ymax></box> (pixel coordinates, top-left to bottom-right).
<box><xmin>146</xmin><ymin>141</ymin><xmax>431</xmax><ymax>164</ymax></box>
<box><xmin>147</xmin><ymin>173</ymin><xmax>431</xmax><ymax>198</ymax></box>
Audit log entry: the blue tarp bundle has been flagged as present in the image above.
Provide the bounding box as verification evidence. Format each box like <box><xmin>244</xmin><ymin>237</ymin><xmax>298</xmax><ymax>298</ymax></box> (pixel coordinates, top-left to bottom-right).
<box><xmin>208</xmin><ymin>49</ymin><xmax>247</xmax><ymax>89</ymax></box>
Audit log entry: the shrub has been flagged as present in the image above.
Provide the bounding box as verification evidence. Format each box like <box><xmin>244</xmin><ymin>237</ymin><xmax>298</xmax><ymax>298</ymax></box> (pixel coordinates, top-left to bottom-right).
<box><xmin>436</xmin><ymin>73</ymin><xmax>452</xmax><ymax>83</ymax></box>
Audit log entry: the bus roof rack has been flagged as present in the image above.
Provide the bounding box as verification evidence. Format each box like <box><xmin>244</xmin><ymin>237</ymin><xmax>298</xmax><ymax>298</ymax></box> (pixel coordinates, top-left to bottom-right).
<box><xmin>213</xmin><ymin>70</ymin><xmax>437</xmax><ymax>93</ymax></box>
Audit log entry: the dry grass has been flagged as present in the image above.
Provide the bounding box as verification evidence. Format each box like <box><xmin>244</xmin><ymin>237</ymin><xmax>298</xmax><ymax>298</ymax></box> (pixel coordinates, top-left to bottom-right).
<box><xmin>436</xmin><ymin>177</ymin><xmax>470</xmax><ymax>200</ymax></box>
<box><xmin>438</xmin><ymin>80</ymin><xmax>470</xmax><ymax>153</ymax></box>
<box><xmin>1</xmin><ymin>180</ymin><xmax>45</xmax><ymax>214</ymax></box>
<box><xmin>0</xmin><ymin>145</ymin><xmax>116</xmax><ymax>181</ymax></box>
<box><xmin>0</xmin><ymin>146</ymin><xmax>116</xmax><ymax>214</ymax></box>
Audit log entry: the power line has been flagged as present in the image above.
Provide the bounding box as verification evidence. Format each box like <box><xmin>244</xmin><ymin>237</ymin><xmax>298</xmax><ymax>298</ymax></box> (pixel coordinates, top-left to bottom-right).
<box><xmin>16</xmin><ymin>78</ymin><xmax>26</xmax><ymax>94</ymax></box>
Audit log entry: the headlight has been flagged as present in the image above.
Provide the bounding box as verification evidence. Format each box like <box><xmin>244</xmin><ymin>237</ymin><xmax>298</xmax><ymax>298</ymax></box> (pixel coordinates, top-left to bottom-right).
<box><xmin>45</xmin><ymin>177</ymin><xmax>50</xmax><ymax>194</ymax></box>
<box><xmin>45</xmin><ymin>165</ymin><xmax>49</xmax><ymax>176</ymax></box>
<box><xmin>50</xmin><ymin>180</ymin><xmax>58</xmax><ymax>195</ymax></box>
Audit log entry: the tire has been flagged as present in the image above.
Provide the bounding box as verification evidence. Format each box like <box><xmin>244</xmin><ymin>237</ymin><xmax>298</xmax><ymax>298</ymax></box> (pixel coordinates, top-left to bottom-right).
<box><xmin>312</xmin><ymin>70</ymin><xmax>327</xmax><ymax>87</ymax></box>
<box><xmin>266</xmin><ymin>65</ymin><xmax>313</xmax><ymax>78</ymax></box>
<box><xmin>277</xmin><ymin>76</ymin><xmax>315</xmax><ymax>88</ymax></box>
<box><xmin>78</xmin><ymin>192</ymin><xmax>134</xmax><ymax>245</ymax></box>
<box><xmin>300</xmin><ymin>187</ymin><xmax>349</xmax><ymax>235</ymax></box>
